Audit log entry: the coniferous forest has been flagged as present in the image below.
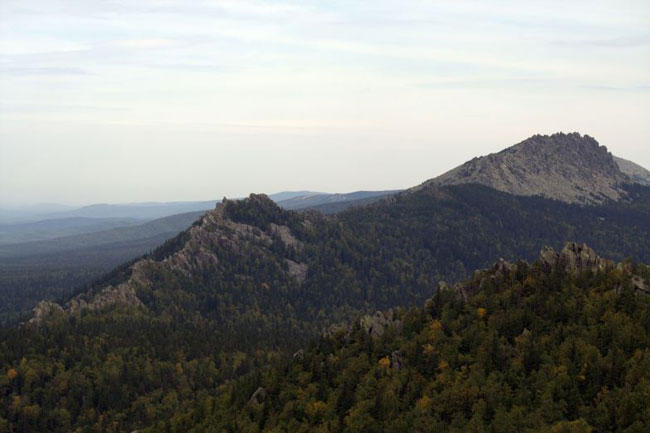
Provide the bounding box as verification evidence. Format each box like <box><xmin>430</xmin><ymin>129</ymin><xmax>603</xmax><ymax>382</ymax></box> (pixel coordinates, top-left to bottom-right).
<box><xmin>1</xmin><ymin>183</ymin><xmax>650</xmax><ymax>432</ymax></box>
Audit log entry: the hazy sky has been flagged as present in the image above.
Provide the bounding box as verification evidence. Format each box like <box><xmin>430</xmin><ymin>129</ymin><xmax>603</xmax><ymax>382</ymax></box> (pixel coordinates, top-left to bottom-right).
<box><xmin>1</xmin><ymin>0</ymin><xmax>649</xmax><ymax>205</ymax></box>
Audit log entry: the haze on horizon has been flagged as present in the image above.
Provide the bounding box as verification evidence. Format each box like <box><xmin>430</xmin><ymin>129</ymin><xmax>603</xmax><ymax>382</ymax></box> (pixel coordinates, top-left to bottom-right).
<box><xmin>1</xmin><ymin>0</ymin><xmax>649</xmax><ymax>206</ymax></box>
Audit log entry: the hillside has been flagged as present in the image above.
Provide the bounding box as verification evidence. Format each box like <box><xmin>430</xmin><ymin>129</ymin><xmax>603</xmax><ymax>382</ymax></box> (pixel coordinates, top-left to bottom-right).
<box><xmin>2</xmin><ymin>183</ymin><xmax>650</xmax><ymax>431</ymax></box>
<box><xmin>276</xmin><ymin>190</ymin><xmax>401</xmax><ymax>211</ymax></box>
<box><xmin>0</xmin><ymin>217</ymin><xmax>143</xmax><ymax>245</ymax></box>
<box><xmin>2</xmin><ymin>133</ymin><xmax>650</xmax><ymax>431</ymax></box>
<box><xmin>615</xmin><ymin>156</ymin><xmax>650</xmax><ymax>186</ymax></box>
<box><xmin>202</xmin><ymin>244</ymin><xmax>650</xmax><ymax>432</ymax></box>
<box><xmin>414</xmin><ymin>133</ymin><xmax>640</xmax><ymax>205</ymax></box>
<box><xmin>0</xmin><ymin>211</ymin><xmax>205</xmax><ymax>321</ymax></box>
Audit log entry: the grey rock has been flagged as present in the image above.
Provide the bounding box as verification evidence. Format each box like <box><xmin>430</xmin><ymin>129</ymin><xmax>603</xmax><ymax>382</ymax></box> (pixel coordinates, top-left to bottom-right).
<box><xmin>412</xmin><ymin>133</ymin><xmax>634</xmax><ymax>205</ymax></box>
<box><xmin>539</xmin><ymin>243</ymin><xmax>611</xmax><ymax>274</ymax></box>
<box><xmin>270</xmin><ymin>223</ymin><xmax>302</xmax><ymax>249</ymax></box>
<box><xmin>360</xmin><ymin>310</ymin><xmax>402</xmax><ymax>338</ymax></box>
<box><xmin>632</xmin><ymin>276</ymin><xmax>649</xmax><ymax>294</ymax></box>
<box><xmin>285</xmin><ymin>259</ymin><xmax>308</xmax><ymax>283</ymax></box>
<box><xmin>248</xmin><ymin>386</ymin><xmax>267</xmax><ymax>405</ymax></box>
<box><xmin>391</xmin><ymin>350</ymin><xmax>402</xmax><ymax>370</ymax></box>
<box><xmin>29</xmin><ymin>301</ymin><xmax>63</xmax><ymax>327</ymax></box>
<box><xmin>293</xmin><ymin>349</ymin><xmax>304</xmax><ymax>362</ymax></box>
<box><xmin>615</xmin><ymin>156</ymin><xmax>650</xmax><ymax>186</ymax></box>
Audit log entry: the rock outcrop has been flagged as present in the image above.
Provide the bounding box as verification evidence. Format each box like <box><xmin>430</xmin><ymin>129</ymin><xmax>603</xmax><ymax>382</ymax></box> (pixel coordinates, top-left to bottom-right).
<box><xmin>360</xmin><ymin>310</ymin><xmax>403</xmax><ymax>338</ymax></box>
<box><xmin>440</xmin><ymin>242</ymin><xmax>622</xmax><ymax>303</ymax></box>
<box><xmin>248</xmin><ymin>387</ymin><xmax>267</xmax><ymax>405</ymax></box>
<box><xmin>540</xmin><ymin>242</ymin><xmax>612</xmax><ymax>274</ymax></box>
<box><xmin>29</xmin><ymin>301</ymin><xmax>64</xmax><ymax>327</ymax></box>
<box><xmin>615</xmin><ymin>156</ymin><xmax>650</xmax><ymax>186</ymax></box>
<box><xmin>27</xmin><ymin>194</ymin><xmax>312</xmax><ymax>326</ymax></box>
<box><xmin>413</xmin><ymin>133</ymin><xmax>643</xmax><ymax>205</ymax></box>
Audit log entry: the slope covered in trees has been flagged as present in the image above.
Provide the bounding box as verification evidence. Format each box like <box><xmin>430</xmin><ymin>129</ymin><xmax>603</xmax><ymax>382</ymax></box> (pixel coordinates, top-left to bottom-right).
<box><xmin>1</xmin><ymin>184</ymin><xmax>650</xmax><ymax>431</ymax></box>
<box><xmin>195</xmin><ymin>244</ymin><xmax>650</xmax><ymax>432</ymax></box>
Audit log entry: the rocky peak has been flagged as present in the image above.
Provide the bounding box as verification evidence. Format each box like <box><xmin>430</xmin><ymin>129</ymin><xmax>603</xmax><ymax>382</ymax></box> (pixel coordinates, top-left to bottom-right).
<box><xmin>414</xmin><ymin>132</ymin><xmax>634</xmax><ymax>205</ymax></box>
<box><xmin>615</xmin><ymin>156</ymin><xmax>650</xmax><ymax>186</ymax></box>
<box><xmin>27</xmin><ymin>194</ymin><xmax>310</xmax><ymax>327</ymax></box>
<box><xmin>440</xmin><ymin>242</ymin><xmax>618</xmax><ymax>303</ymax></box>
<box><xmin>540</xmin><ymin>242</ymin><xmax>612</xmax><ymax>274</ymax></box>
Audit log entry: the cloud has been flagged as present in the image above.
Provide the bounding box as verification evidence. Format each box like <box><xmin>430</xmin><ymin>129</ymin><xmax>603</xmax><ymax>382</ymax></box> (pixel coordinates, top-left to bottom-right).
<box><xmin>115</xmin><ymin>39</ymin><xmax>179</xmax><ymax>49</ymax></box>
<box><xmin>0</xmin><ymin>66</ymin><xmax>90</xmax><ymax>76</ymax></box>
<box><xmin>554</xmin><ymin>34</ymin><xmax>650</xmax><ymax>48</ymax></box>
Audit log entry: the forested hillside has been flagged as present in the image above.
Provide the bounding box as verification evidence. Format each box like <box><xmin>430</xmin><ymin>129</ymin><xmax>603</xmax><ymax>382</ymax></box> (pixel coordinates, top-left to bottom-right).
<box><xmin>1</xmin><ymin>183</ymin><xmax>650</xmax><ymax>432</ymax></box>
<box><xmin>0</xmin><ymin>211</ymin><xmax>205</xmax><ymax>323</ymax></box>
<box><xmin>191</xmin><ymin>244</ymin><xmax>650</xmax><ymax>432</ymax></box>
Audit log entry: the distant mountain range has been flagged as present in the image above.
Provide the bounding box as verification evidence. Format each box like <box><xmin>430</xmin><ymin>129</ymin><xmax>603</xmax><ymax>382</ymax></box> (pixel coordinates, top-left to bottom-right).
<box><xmin>275</xmin><ymin>190</ymin><xmax>402</xmax><ymax>211</ymax></box>
<box><xmin>0</xmin><ymin>217</ymin><xmax>142</xmax><ymax>245</ymax></box>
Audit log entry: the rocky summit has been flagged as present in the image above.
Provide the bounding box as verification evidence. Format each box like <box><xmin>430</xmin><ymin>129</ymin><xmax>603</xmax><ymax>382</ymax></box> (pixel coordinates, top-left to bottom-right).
<box><xmin>615</xmin><ymin>156</ymin><xmax>650</xmax><ymax>186</ymax></box>
<box><xmin>414</xmin><ymin>132</ymin><xmax>642</xmax><ymax>205</ymax></box>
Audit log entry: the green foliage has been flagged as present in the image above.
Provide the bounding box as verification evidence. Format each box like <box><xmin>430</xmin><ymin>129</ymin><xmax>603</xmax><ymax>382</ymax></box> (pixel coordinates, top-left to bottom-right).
<box><xmin>201</xmin><ymin>257</ymin><xmax>650</xmax><ymax>432</ymax></box>
<box><xmin>0</xmin><ymin>185</ymin><xmax>649</xmax><ymax>431</ymax></box>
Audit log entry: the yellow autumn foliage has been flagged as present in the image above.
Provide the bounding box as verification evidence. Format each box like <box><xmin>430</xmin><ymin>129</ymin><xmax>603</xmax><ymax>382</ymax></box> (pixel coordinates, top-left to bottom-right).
<box><xmin>415</xmin><ymin>395</ymin><xmax>431</xmax><ymax>410</ymax></box>
<box><xmin>305</xmin><ymin>400</ymin><xmax>328</xmax><ymax>418</ymax></box>
<box><xmin>378</xmin><ymin>356</ymin><xmax>391</xmax><ymax>370</ymax></box>
<box><xmin>430</xmin><ymin>320</ymin><xmax>442</xmax><ymax>331</ymax></box>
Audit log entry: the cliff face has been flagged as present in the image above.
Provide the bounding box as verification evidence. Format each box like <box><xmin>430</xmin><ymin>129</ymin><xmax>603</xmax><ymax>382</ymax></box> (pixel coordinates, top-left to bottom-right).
<box><xmin>615</xmin><ymin>156</ymin><xmax>650</xmax><ymax>186</ymax></box>
<box><xmin>415</xmin><ymin>133</ymin><xmax>633</xmax><ymax>205</ymax></box>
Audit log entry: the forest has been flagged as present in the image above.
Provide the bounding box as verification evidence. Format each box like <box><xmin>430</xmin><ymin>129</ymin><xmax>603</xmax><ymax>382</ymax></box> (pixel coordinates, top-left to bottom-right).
<box><xmin>1</xmin><ymin>183</ymin><xmax>650</xmax><ymax>431</ymax></box>
<box><xmin>199</xmin><ymin>246</ymin><xmax>650</xmax><ymax>432</ymax></box>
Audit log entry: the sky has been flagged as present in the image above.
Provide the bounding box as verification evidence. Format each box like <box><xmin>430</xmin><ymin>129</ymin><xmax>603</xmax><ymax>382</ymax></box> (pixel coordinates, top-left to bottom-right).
<box><xmin>0</xmin><ymin>0</ymin><xmax>649</xmax><ymax>206</ymax></box>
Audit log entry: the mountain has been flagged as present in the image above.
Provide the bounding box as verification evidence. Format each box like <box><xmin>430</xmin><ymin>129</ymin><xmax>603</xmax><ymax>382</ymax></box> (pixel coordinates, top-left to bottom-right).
<box><xmin>0</xmin><ymin>204</ymin><xmax>76</xmax><ymax>224</ymax></box>
<box><xmin>47</xmin><ymin>201</ymin><xmax>217</xmax><ymax>220</ymax></box>
<box><xmin>205</xmin><ymin>244</ymin><xmax>650</xmax><ymax>432</ymax></box>
<box><xmin>615</xmin><ymin>156</ymin><xmax>650</xmax><ymax>186</ymax></box>
<box><xmin>414</xmin><ymin>132</ymin><xmax>641</xmax><ymax>205</ymax></box>
<box><xmin>0</xmin><ymin>189</ymin><xmax>368</xmax><ymax>319</ymax></box>
<box><xmin>0</xmin><ymin>217</ymin><xmax>143</xmax><ymax>245</ymax></box>
<box><xmin>0</xmin><ymin>211</ymin><xmax>205</xmax><ymax>320</ymax></box>
<box><xmin>0</xmin><ymin>211</ymin><xmax>205</xmax><ymax>259</ymax></box>
<box><xmin>268</xmin><ymin>191</ymin><xmax>326</xmax><ymax>202</ymax></box>
<box><xmin>276</xmin><ymin>190</ymin><xmax>401</xmax><ymax>211</ymax></box>
<box><xmin>2</xmin><ymin>133</ymin><xmax>650</xmax><ymax>431</ymax></box>
<box><xmin>304</xmin><ymin>193</ymin><xmax>402</xmax><ymax>214</ymax></box>
<box><xmin>3</xmin><ymin>182</ymin><xmax>649</xmax><ymax>431</ymax></box>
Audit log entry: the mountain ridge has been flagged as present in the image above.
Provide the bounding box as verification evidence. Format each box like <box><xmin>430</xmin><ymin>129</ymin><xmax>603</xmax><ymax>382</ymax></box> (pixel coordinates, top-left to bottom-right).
<box><xmin>414</xmin><ymin>132</ymin><xmax>641</xmax><ymax>205</ymax></box>
<box><xmin>4</xmin><ymin>132</ymin><xmax>650</xmax><ymax>432</ymax></box>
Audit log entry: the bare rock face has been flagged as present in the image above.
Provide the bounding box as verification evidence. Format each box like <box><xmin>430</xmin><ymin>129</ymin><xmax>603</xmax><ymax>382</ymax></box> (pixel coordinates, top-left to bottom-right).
<box><xmin>29</xmin><ymin>301</ymin><xmax>64</xmax><ymax>327</ymax></box>
<box><xmin>293</xmin><ymin>349</ymin><xmax>304</xmax><ymax>362</ymax></box>
<box><xmin>285</xmin><ymin>259</ymin><xmax>308</xmax><ymax>282</ymax></box>
<box><xmin>631</xmin><ymin>275</ymin><xmax>650</xmax><ymax>294</ymax></box>
<box><xmin>540</xmin><ymin>242</ymin><xmax>612</xmax><ymax>274</ymax></box>
<box><xmin>66</xmin><ymin>284</ymin><xmax>144</xmax><ymax>314</ymax></box>
<box><xmin>248</xmin><ymin>387</ymin><xmax>267</xmax><ymax>406</ymax></box>
<box><xmin>360</xmin><ymin>310</ymin><xmax>403</xmax><ymax>338</ymax></box>
<box><xmin>414</xmin><ymin>133</ymin><xmax>635</xmax><ymax>205</ymax></box>
<box><xmin>270</xmin><ymin>223</ymin><xmax>302</xmax><ymax>249</ymax></box>
<box><xmin>390</xmin><ymin>350</ymin><xmax>402</xmax><ymax>371</ymax></box>
<box><xmin>615</xmin><ymin>156</ymin><xmax>650</xmax><ymax>186</ymax></box>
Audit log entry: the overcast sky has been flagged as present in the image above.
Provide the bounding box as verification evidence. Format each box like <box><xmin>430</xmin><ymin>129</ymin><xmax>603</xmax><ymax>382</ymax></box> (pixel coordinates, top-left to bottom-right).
<box><xmin>1</xmin><ymin>0</ymin><xmax>648</xmax><ymax>205</ymax></box>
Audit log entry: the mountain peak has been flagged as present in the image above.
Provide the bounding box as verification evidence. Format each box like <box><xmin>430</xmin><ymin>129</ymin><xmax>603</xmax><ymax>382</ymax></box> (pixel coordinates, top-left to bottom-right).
<box><xmin>415</xmin><ymin>132</ymin><xmax>632</xmax><ymax>205</ymax></box>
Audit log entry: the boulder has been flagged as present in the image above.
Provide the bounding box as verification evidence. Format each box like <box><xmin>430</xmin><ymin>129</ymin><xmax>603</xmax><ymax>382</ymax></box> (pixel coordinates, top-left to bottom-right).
<box><xmin>248</xmin><ymin>386</ymin><xmax>267</xmax><ymax>405</ymax></box>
